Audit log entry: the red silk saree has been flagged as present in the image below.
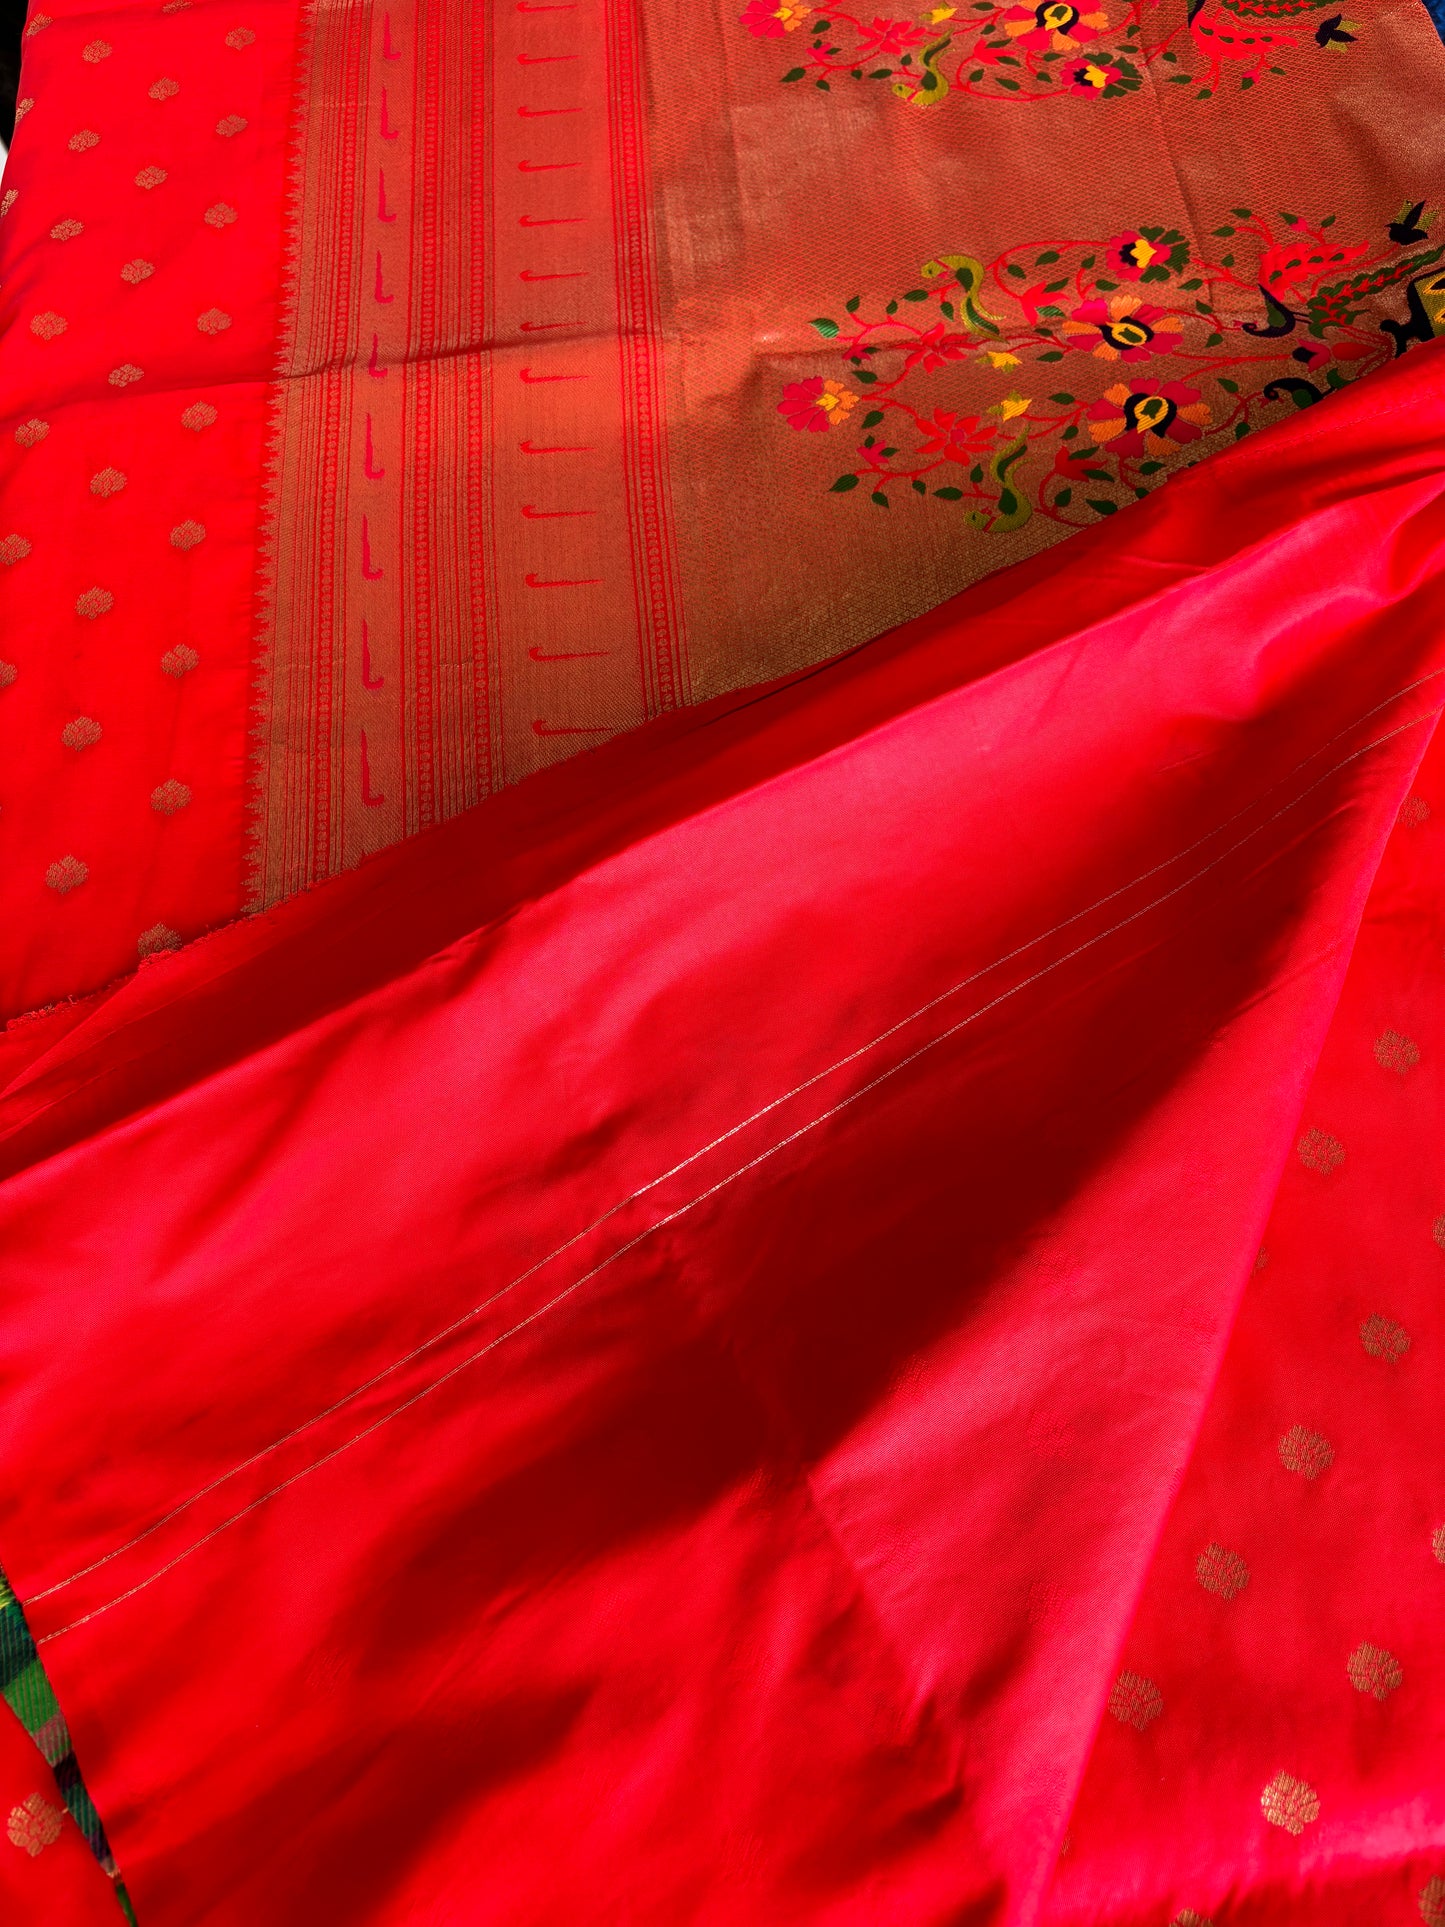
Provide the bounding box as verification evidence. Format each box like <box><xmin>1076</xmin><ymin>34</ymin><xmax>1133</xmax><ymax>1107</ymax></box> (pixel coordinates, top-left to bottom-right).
<box><xmin>1</xmin><ymin>0</ymin><xmax>1445</xmax><ymax>1922</ymax></box>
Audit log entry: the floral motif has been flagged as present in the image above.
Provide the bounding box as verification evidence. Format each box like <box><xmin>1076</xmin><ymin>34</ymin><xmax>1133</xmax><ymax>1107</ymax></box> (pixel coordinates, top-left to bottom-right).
<box><xmin>781</xmin><ymin>204</ymin><xmax>1442</xmax><ymax>530</ymax></box>
<box><xmin>743</xmin><ymin>0</ymin><xmax>1351</xmax><ymax>106</ymax></box>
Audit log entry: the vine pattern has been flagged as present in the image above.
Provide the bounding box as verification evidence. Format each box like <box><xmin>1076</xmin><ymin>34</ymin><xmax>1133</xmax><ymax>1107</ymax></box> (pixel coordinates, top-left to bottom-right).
<box><xmin>776</xmin><ymin>204</ymin><xmax>1444</xmax><ymax>529</ymax></box>
<box><xmin>739</xmin><ymin>0</ymin><xmax>1363</xmax><ymax>107</ymax></box>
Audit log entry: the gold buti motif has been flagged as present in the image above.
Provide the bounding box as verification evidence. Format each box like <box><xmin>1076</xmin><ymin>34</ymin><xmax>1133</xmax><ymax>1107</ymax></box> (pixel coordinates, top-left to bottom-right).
<box><xmin>14</xmin><ymin>420</ymin><xmax>49</xmax><ymax>447</ymax></box>
<box><xmin>205</xmin><ymin>202</ymin><xmax>239</xmax><ymax>228</ymax></box>
<box><xmin>181</xmin><ymin>402</ymin><xmax>218</xmax><ymax>431</ymax></box>
<box><xmin>150</xmin><ymin>779</ymin><xmax>193</xmax><ymax>815</ymax></box>
<box><xmin>1260</xmin><ymin>1771</ymin><xmax>1319</xmax><ymax>1835</ymax></box>
<box><xmin>1374</xmin><ymin>1029</ymin><xmax>1420</xmax><ymax>1074</ymax></box>
<box><xmin>135</xmin><ymin>166</ymin><xmax>169</xmax><ymax>190</ymax></box>
<box><xmin>75</xmin><ymin>587</ymin><xmax>114</xmax><ymax>619</ymax></box>
<box><xmin>109</xmin><ymin>365</ymin><xmax>145</xmax><ymax>386</ymax></box>
<box><xmin>49</xmin><ymin>219</ymin><xmax>84</xmax><ymax>242</ymax></box>
<box><xmin>1433</xmin><ymin>1525</ymin><xmax>1445</xmax><ymax>1565</ymax></box>
<box><xmin>68</xmin><ymin>130</ymin><xmax>100</xmax><ymax>151</ymax></box>
<box><xmin>0</xmin><ymin>663</ymin><xmax>17</xmax><ymax>689</ymax></box>
<box><xmin>1108</xmin><ymin>1670</ymin><xmax>1163</xmax><ymax>1730</ymax></box>
<box><xmin>90</xmin><ymin>468</ymin><xmax>127</xmax><ymax>497</ymax></box>
<box><xmin>6</xmin><ymin>1794</ymin><xmax>62</xmax><ymax>1857</ymax></box>
<box><xmin>1360</xmin><ymin>1313</ymin><xmax>1411</xmax><ymax>1361</ymax></box>
<box><xmin>137</xmin><ymin>922</ymin><xmax>182</xmax><ymax>957</ymax></box>
<box><xmin>1421</xmin><ymin>1876</ymin><xmax>1445</xmax><ymax>1924</ymax></box>
<box><xmin>1196</xmin><ymin>1543</ymin><xmax>1250</xmax><ymax>1599</ymax></box>
<box><xmin>170</xmin><ymin>520</ymin><xmax>206</xmax><ymax>550</ymax></box>
<box><xmin>224</xmin><ymin>26</ymin><xmax>257</xmax><ymax>46</ymax></box>
<box><xmin>1399</xmin><ymin>794</ymin><xmax>1432</xmax><ymax>827</ymax></box>
<box><xmin>14</xmin><ymin>97</ymin><xmax>32</xmax><ymax>120</ymax></box>
<box><xmin>82</xmin><ymin>38</ymin><xmax>113</xmax><ymax>60</ymax></box>
<box><xmin>0</xmin><ymin>190</ymin><xmax>15</xmax><ymax>217</ymax></box>
<box><xmin>120</xmin><ymin>259</ymin><xmax>155</xmax><ymax>286</ymax></box>
<box><xmin>1278</xmin><ymin>1425</ymin><xmax>1333</xmax><ymax>1479</ymax></box>
<box><xmin>1172</xmin><ymin>1915</ymin><xmax>1214</xmax><ymax>1926</ymax></box>
<box><xmin>196</xmin><ymin>309</ymin><xmax>232</xmax><ymax>334</ymax></box>
<box><xmin>161</xmin><ymin>644</ymin><xmax>199</xmax><ymax>676</ymax></box>
<box><xmin>149</xmin><ymin>76</ymin><xmax>181</xmax><ymax>98</ymax></box>
<box><xmin>1297</xmin><ymin>1127</ymin><xmax>1345</xmax><ymax>1174</ymax></box>
<box><xmin>45</xmin><ymin>856</ymin><xmax>89</xmax><ymax>895</ymax></box>
<box><xmin>215</xmin><ymin>114</ymin><xmax>248</xmax><ymax>137</ymax></box>
<box><xmin>29</xmin><ymin>313</ymin><xmax>67</xmax><ymax>340</ymax></box>
<box><xmin>0</xmin><ymin>535</ymin><xmax>32</xmax><ymax>566</ymax></box>
<box><xmin>161</xmin><ymin>1</ymin><xmax>191</xmax><ymax>11</ymax></box>
<box><xmin>25</xmin><ymin>12</ymin><xmax>52</xmax><ymax>33</ymax></box>
<box><xmin>1346</xmin><ymin>1642</ymin><xmax>1402</xmax><ymax>1700</ymax></box>
<box><xmin>1433</xmin><ymin>1215</ymin><xmax>1445</xmax><ymax>1251</ymax></box>
<box><xmin>61</xmin><ymin>717</ymin><xmax>102</xmax><ymax>750</ymax></box>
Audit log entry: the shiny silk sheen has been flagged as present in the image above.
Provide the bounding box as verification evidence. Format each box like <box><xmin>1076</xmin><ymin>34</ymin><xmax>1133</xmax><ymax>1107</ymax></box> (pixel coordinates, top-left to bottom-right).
<box><xmin>0</xmin><ymin>350</ymin><xmax>1443</xmax><ymax>1922</ymax></box>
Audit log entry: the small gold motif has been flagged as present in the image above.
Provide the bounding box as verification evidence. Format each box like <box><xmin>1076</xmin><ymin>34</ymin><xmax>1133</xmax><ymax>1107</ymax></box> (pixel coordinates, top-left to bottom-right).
<box><xmin>0</xmin><ymin>190</ymin><xmax>16</xmax><ymax>217</ymax></box>
<box><xmin>90</xmin><ymin>468</ymin><xmax>127</xmax><ymax>497</ymax></box>
<box><xmin>138</xmin><ymin>923</ymin><xmax>182</xmax><ymax>957</ymax></box>
<box><xmin>1421</xmin><ymin>1876</ymin><xmax>1445</xmax><ymax>1924</ymax></box>
<box><xmin>180</xmin><ymin>402</ymin><xmax>218</xmax><ymax>431</ymax></box>
<box><xmin>14</xmin><ymin>420</ymin><xmax>49</xmax><ymax>447</ymax></box>
<box><xmin>68</xmin><ymin>129</ymin><xmax>100</xmax><ymax>150</ymax></box>
<box><xmin>1108</xmin><ymin>1670</ymin><xmax>1163</xmax><ymax>1730</ymax></box>
<box><xmin>1172</xmin><ymin>1915</ymin><xmax>1214</xmax><ymax>1926</ymax></box>
<box><xmin>1433</xmin><ymin>1525</ymin><xmax>1445</xmax><ymax>1565</ymax></box>
<box><xmin>1278</xmin><ymin>1425</ymin><xmax>1333</xmax><ymax>1479</ymax></box>
<box><xmin>109</xmin><ymin>365</ymin><xmax>145</xmax><ymax>386</ymax></box>
<box><xmin>151</xmin><ymin>779</ymin><xmax>193</xmax><ymax>815</ymax></box>
<box><xmin>1433</xmin><ymin>1216</ymin><xmax>1445</xmax><ymax>1252</ymax></box>
<box><xmin>204</xmin><ymin>202</ymin><xmax>239</xmax><ymax>228</ymax></box>
<box><xmin>82</xmin><ymin>38</ymin><xmax>113</xmax><ymax>60</ymax></box>
<box><xmin>1399</xmin><ymin>795</ymin><xmax>1432</xmax><ymax>828</ymax></box>
<box><xmin>197</xmin><ymin>309</ymin><xmax>233</xmax><ymax>334</ymax></box>
<box><xmin>120</xmin><ymin>259</ymin><xmax>155</xmax><ymax>284</ymax></box>
<box><xmin>0</xmin><ymin>663</ymin><xmax>17</xmax><ymax>689</ymax></box>
<box><xmin>29</xmin><ymin>312</ymin><xmax>67</xmax><ymax>340</ymax></box>
<box><xmin>26</xmin><ymin>12</ymin><xmax>53</xmax><ymax>34</ymax></box>
<box><xmin>60</xmin><ymin>717</ymin><xmax>102</xmax><ymax>750</ymax></box>
<box><xmin>149</xmin><ymin>76</ymin><xmax>181</xmax><ymax>99</ymax></box>
<box><xmin>170</xmin><ymin>521</ymin><xmax>206</xmax><ymax>550</ymax></box>
<box><xmin>45</xmin><ymin>856</ymin><xmax>89</xmax><ymax>895</ymax></box>
<box><xmin>224</xmin><ymin>26</ymin><xmax>257</xmax><ymax>46</ymax></box>
<box><xmin>1297</xmin><ymin>1128</ymin><xmax>1345</xmax><ymax>1174</ymax></box>
<box><xmin>49</xmin><ymin>218</ymin><xmax>84</xmax><ymax>241</ymax></box>
<box><xmin>0</xmin><ymin>535</ymin><xmax>32</xmax><ymax>566</ymax></box>
<box><xmin>6</xmin><ymin>1794</ymin><xmax>62</xmax><ymax>1857</ymax></box>
<box><xmin>135</xmin><ymin>165</ymin><xmax>169</xmax><ymax>190</ymax></box>
<box><xmin>1360</xmin><ymin>1313</ymin><xmax>1411</xmax><ymax>1362</ymax></box>
<box><xmin>215</xmin><ymin>113</ymin><xmax>249</xmax><ymax>136</ymax></box>
<box><xmin>1260</xmin><ymin>1771</ymin><xmax>1319</xmax><ymax>1834</ymax></box>
<box><xmin>161</xmin><ymin>1</ymin><xmax>192</xmax><ymax>10</ymax></box>
<box><xmin>1346</xmin><ymin>1642</ymin><xmax>1402</xmax><ymax>1700</ymax></box>
<box><xmin>1374</xmin><ymin>1029</ymin><xmax>1420</xmax><ymax>1074</ymax></box>
<box><xmin>1253</xmin><ymin>1246</ymin><xmax>1270</xmax><ymax>1272</ymax></box>
<box><xmin>14</xmin><ymin>97</ymin><xmax>32</xmax><ymax>120</ymax></box>
<box><xmin>75</xmin><ymin>587</ymin><xmax>114</xmax><ymax>620</ymax></box>
<box><xmin>161</xmin><ymin>644</ymin><xmax>200</xmax><ymax>676</ymax></box>
<box><xmin>1195</xmin><ymin>1543</ymin><xmax>1250</xmax><ymax>1599</ymax></box>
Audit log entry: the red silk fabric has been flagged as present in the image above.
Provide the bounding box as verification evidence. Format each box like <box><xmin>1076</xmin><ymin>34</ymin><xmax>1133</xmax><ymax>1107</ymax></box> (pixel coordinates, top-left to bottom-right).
<box><xmin>0</xmin><ymin>349</ymin><xmax>1442</xmax><ymax>1923</ymax></box>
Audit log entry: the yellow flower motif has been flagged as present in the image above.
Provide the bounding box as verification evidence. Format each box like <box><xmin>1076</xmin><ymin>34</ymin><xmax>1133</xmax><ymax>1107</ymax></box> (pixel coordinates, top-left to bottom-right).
<box><xmin>922</xmin><ymin>4</ymin><xmax>958</xmax><ymax>18</ymax></box>
<box><xmin>993</xmin><ymin>391</ymin><xmax>1031</xmax><ymax>421</ymax></box>
<box><xmin>774</xmin><ymin>0</ymin><xmax>811</xmax><ymax>25</ymax></box>
<box><xmin>818</xmin><ymin>380</ymin><xmax>858</xmax><ymax>424</ymax></box>
<box><xmin>983</xmin><ymin>350</ymin><xmax>1021</xmax><ymax>369</ymax></box>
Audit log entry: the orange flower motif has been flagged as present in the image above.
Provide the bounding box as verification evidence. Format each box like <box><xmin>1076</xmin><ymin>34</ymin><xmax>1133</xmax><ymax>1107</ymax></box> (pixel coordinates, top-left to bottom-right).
<box><xmin>778</xmin><ymin>377</ymin><xmax>859</xmax><ymax>431</ymax></box>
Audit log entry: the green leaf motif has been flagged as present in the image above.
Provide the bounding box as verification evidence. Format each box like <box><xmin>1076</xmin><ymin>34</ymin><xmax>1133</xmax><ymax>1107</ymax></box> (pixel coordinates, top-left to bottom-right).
<box><xmin>1048</xmin><ymin>392</ymin><xmax>1076</xmax><ymax>404</ymax></box>
<box><xmin>845</xmin><ymin>295</ymin><xmax>861</xmax><ymax>314</ymax></box>
<box><xmin>782</xmin><ymin>67</ymin><xmax>806</xmax><ymax>81</ymax></box>
<box><xmin>1054</xmin><ymin>486</ymin><xmax>1072</xmax><ymax>506</ymax></box>
<box><xmin>934</xmin><ymin>486</ymin><xmax>964</xmax><ymax>499</ymax></box>
<box><xmin>810</xmin><ymin>317</ymin><xmax>840</xmax><ymax>338</ymax></box>
<box><xmin>830</xmin><ymin>474</ymin><xmax>859</xmax><ymax>492</ymax></box>
<box><xmin>862</xmin><ymin>409</ymin><xmax>885</xmax><ymax>428</ymax></box>
<box><xmin>870</xmin><ymin>491</ymin><xmax>890</xmax><ymax>507</ymax></box>
<box><xmin>1086</xmin><ymin>498</ymin><xmax>1118</xmax><ymax>516</ymax></box>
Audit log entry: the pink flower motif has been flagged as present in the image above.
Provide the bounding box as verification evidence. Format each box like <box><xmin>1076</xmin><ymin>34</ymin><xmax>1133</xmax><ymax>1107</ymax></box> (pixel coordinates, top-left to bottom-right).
<box><xmin>778</xmin><ymin>376</ymin><xmax>859</xmax><ymax>432</ymax></box>
<box><xmin>856</xmin><ymin>15</ymin><xmax>931</xmax><ymax>55</ymax></box>
<box><xmin>1061</xmin><ymin>295</ymin><xmax>1184</xmax><ymax>360</ymax></box>
<box><xmin>1087</xmin><ymin>378</ymin><xmax>1210</xmax><ymax>454</ymax></box>
<box><xmin>1064</xmin><ymin>55</ymin><xmax>1121</xmax><ymax>93</ymax></box>
<box><xmin>741</xmin><ymin>0</ymin><xmax>812</xmax><ymax>35</ymax></box>
<box><xmin>914</xmin><ymin>407</ymin><xmax>993</xmax><ymax>461</ymax></box>
<box><xmin>1002</xmin><ymin>0</ymin><xmax>1108</xmax><ymax>50</ymax></box>
<box><xmin>904</xmin><ymin>321</ymin><xmax>974</xmax><ymax>374</ymax></box>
